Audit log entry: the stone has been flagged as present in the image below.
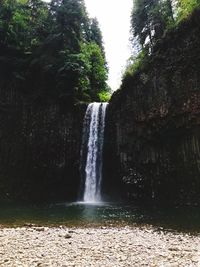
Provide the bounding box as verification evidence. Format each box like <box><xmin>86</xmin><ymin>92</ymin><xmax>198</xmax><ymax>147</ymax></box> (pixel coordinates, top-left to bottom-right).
<box><xmin>105</xmin><ymin>9</ymin><xmax>200</xmax><ymax>205</ymax></box>
<box><xmin>0</xmin><ymin>226</ymin><xmax>199</xmax><ymax>266</ymax></box>
<box><xmin>64</xmin><ymin>234</ymin><xmax>72</xmax><ymax>239</ymax></box>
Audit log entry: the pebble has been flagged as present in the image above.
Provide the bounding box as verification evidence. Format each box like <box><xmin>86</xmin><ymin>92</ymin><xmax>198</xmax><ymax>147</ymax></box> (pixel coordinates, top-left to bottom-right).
<box><xmin>0</xmin><ymin>226</ymin><xmax>200</xmax><ymax>266</ymax></box>
<box><xmin>64</xmin><ymin>234</ymin><xmax>72</xmax><ymax>239</ymax></box>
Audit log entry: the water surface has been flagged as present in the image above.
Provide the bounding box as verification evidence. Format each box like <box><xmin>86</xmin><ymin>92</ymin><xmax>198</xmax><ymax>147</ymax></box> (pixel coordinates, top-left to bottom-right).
<box><xmin>1</xmin><ymin>201</ymin><xmax>200</xmax><ymax>233</ymax></box>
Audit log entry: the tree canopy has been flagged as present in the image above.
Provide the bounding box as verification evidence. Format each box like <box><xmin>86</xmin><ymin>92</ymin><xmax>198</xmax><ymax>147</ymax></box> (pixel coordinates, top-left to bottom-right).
<box><xmin>127</xmin><ymin>0</ymin><xmax>200</xmax><ymax>78</ymax></box>
<box><xmin>131</xmin><ymin>0</ymin><xmax>174</xmax><ymax>50</ymax></box>
<box><xmin>131</xmin><ymin>0</ymin><xmax>200</xmax><ymax>51</ymax></box>
<box><xmin>0</xmin><ymin>0</ymin><xmax>109</xmax><ymax>103</ymax></box>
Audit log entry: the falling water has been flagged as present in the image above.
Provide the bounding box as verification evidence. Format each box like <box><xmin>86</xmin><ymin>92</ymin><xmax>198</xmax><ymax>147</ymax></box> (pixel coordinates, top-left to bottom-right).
<box><xmin>80</xmin><ymin>102</ymin><xmax>108</xmax><ymax>203</ymax></box>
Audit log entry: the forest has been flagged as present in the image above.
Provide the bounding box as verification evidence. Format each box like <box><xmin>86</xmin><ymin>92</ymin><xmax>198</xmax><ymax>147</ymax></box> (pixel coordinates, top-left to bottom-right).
<box><xmin>0</xmin><ymin>0</ymin><xmax>110</xmax><ymax>104</ymax></box>
<box><xmin>0</xmin><ymin>0</ymin><xmax>199</xmax><ymax>101</ymax></box>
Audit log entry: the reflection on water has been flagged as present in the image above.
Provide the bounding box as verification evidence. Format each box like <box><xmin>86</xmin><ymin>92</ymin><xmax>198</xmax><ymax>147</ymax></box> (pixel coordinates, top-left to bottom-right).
<box><xmin>0</xmin><ymin>201</ymin><xmax>200</xmax><ymax>233</ymax></box>
<box><xmin>82</xmin><ymin>204</ymin><xmax>98</xmax><ymax>220</ymax></box>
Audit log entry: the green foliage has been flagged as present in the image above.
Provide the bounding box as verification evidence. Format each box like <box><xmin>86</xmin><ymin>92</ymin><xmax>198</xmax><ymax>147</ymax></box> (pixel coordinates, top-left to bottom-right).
<box><xmin>88</xmin><ymin>18</ymin><xmax>105</xmax><ymax>56</ymax></box>
<box><xmin>127</xmin><ymin>0</ymin><xmax>200</xmax><ymax>84</ymax></box>
<box><xmin>0</xmin><ymin>0</ymin><xmax>49</xmax><ymax>50</ymax></box>
<box><xmin>131</xmin><ymin>0</ymin><xmax>200</xmax><ymax>51</ymax></box>
<box><xmin>131</xmin><ymin>0</ymin><xmax>174</xmax><ymax>50</ymax></box>
<box><xmin>124</xmin><ymin>50</ymin><xmax>148</xmax><ymax>77</ymax></box>
<box><xmin>79</xmin><ymin>42</ymin><xmax>108</xmax><ymax>101</ymax></box>
<box><xmin>131</xmin><ymin>0</ymin><xmax>148</xmax><ymax>48</ymax></box>
<box><xmin>98</xmin><ymin>90</ymin><xmax>111</xmax><ymax>102</ymax></box>
<box><xmin>0</xmin><ymin>0</ymin><xmax>109</xmax><ymax>103</ymax></box>
<box><xmin>177</xmin><ymin>0</ymin><xmax>200</xmax><ymax>22</ymax></box>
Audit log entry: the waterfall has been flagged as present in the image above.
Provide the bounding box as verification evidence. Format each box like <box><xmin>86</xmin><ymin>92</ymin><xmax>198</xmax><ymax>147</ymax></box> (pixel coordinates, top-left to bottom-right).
<box><xmin>80</xmin><ymin>102</ymin><xmax>108</xmax><ymax>203</ymax></box>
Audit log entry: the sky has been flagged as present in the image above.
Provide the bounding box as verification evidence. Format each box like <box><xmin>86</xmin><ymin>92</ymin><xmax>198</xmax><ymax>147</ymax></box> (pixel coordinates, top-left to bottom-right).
<box><xmin>85</xmin><ymin>0</ymin><xmax>133</xmax><ymax>91</ymax></box>
<box><xmin>43</xmin><ymin>0</ymin><xmax>133</xmax><ymax>91</ymax></box>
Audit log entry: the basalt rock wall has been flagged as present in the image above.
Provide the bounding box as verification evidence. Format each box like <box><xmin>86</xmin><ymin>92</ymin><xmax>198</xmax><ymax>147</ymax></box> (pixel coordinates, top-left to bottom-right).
<box><xmin>0</xmin><ymin>84</ymin><xmax>85</xmax><ymax>202</ymax></box>
<box><xmin>104</xmin><ymin>9</ymin><xmax>200</xmax><ymax>204</ymax></box>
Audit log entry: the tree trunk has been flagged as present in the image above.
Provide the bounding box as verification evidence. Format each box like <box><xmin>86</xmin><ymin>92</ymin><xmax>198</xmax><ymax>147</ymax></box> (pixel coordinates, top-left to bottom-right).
<box><xmin>166</xmin><ymin>0</ymin><xmax>175</xmax><ymax>22</ymax></box>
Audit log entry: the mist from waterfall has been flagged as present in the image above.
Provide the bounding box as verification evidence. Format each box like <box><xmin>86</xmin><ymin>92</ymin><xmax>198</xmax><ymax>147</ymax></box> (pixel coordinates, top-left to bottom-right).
<box><xmin>80</xmin><ymin>102</ymin><xmax>108</xmax><ymax>203</ymax></box>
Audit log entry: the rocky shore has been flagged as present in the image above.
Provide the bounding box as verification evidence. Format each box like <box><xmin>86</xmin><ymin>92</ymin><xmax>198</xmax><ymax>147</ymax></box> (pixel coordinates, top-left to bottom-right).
<box><xmin>0</xmin><ymin>226</ymin><xmax>200</xmax><ymax>266</ymax></box>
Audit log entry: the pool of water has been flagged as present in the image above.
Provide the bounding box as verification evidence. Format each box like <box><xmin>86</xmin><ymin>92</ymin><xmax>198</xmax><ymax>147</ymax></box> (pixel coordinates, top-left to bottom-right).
<box><xmin>0</xmin><ymin>201</ymin><xmax>200</xmax><ymax>232</ymax></box>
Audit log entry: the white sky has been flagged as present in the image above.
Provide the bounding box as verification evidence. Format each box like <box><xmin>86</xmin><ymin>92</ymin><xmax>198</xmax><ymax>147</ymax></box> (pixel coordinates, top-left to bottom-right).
<box><xmin>43</xmin><ymin>0</ymin><xmax>133</xmax><ymax>91</ymax></box>
<box><xmin>85</xmin><ymin>0</ymin><xmax>133</xmax><ymax>91</ymax></box>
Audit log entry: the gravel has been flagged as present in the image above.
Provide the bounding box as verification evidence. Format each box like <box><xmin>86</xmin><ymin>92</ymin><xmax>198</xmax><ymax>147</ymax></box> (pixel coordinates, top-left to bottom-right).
<box><xmin>0</xmin><ymin>225</ymin><xmax>200</xmax><ymax>266</ymax></box>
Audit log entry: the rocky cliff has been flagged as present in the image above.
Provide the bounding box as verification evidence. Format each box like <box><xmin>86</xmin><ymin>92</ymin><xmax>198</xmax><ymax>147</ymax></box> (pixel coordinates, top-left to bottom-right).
<box><xmin>0</xmin><ymin>83</ymin><xmax>86</xmax><ymax>202</ymax></box>
<box><xmin>104</xmin><ymin>9</ymin><xmax>200</xmax><ymax>205</ymax></box>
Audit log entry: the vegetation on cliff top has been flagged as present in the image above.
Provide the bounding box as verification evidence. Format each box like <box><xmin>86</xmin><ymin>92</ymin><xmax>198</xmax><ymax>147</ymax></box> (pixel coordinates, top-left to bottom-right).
<box><xmin>0</xmin><ymin>0</ymin><xmax>110</xmax><ymax>104</ymax></box>
<box><xmin>124</xmin><ymin>0</ymin><xmax>200</xmax><ymax>80</ymax></box>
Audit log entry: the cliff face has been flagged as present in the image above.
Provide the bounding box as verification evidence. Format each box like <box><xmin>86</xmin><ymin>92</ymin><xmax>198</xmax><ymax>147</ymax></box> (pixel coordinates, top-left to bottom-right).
<box><xmin>104</xmin><ymin>9</ymin><xmax>200</xmax><ymax>204</ymax></box>
<box><xmin>0</xmin><ymin>84</ymin><xmax>85</xmax><ymax>202</ymax></box>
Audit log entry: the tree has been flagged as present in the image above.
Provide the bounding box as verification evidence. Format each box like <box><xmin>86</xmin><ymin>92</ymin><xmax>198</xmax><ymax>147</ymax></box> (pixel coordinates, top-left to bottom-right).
<box><xmin>49</xmin><ymin>0</ymin><xmax>89</xmax><ymax>52</ymax></box>
<box><xmin>80</xmin><ymin>42</ymin><xmax>108</xmax><ymax>101</ymax></box>
<box><xmin>89</xmin><ymin>18</ymin><xmax>104</xmax><ymax>52</ymax></box>
<box><xmin>177</xmin><ymin>0</ymin><xmax>200</xmax><ymax>21</ymax></box>
<box><xmin>0</xmin><ymin>0</ymin><xmax>109</xmax><ymax>103</ymax></box>
<box><xmin>27</xmin><ymin>0</ymin><xmax>49</xmax><ymax>48</ymax></box>
<box><xmin>131</xmin><ymin>0</ymin><xmax>148</xmax><ymax>49</ymax></box>
<box><xmin>165</xmin><ymin>0</ymin><xmax>174</xmax><ymax>22</ymax></box>
<box><xmin>131</xmin><ymin>0</ymin><xmax>175</xmax><ymax>50</ymax></box>
<box><xmin>0</xmin><ymin>0</ymin><xmax>49</xmax><ymax>51</ymax></box>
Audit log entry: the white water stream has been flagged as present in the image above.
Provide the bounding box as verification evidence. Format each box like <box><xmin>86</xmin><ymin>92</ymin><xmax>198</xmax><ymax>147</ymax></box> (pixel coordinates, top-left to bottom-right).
<box><xmin>80</xmin><ymin>103</ymin><xmax>108</xmax><ymax>202</ymax></box>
